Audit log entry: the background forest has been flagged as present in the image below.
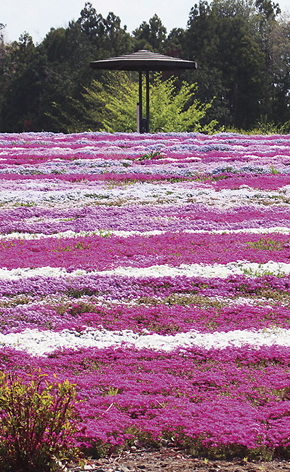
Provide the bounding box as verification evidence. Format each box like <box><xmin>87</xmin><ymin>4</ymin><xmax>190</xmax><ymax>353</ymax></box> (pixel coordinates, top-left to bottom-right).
<box><xmin>0</xmin><ymin>0</ymin><xmax>289</xmax><ymax>133</ymax></box>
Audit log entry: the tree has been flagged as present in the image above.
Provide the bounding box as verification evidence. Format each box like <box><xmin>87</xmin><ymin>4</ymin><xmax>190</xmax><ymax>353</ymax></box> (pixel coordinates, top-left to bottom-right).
<box><xmin>0</xmin><ymin>23</ymin><xmax>5</xmax><ymax>68</ymax></box>
<box><xmin>269</xmin><ymin>16</ymin><xmax>290</xmax><ymax>127</ymax></box>
<box><xmin>0</xmin><ymin>33</ymin><xmax>50</xmax><ymax>131</ymax></box>
<box><xmin>1</xmin><ymin>0</ymin><xmax>289</xmax><ymax>133</ymax></box>
<box><xmin>133</xmin><ymin>15</ymin><xmax>167</xmax><ymax>52</ymax></box>
<box><xmin>255</xmin><ymin>0</ymin><xmax>281</xmax><ymax>20</ymax></box>
<box><xmin>165</xmin><ymin>28</ymin><xmax>187</xmax><ymax>58</ymax></box>
<box><xmin>185</xmin><ymin>0</ymin><xmax>270</xmax><ymax>129</ymax></box>
<box><xmin>76</xmin><ymin>2</ymin><xmax>132</xmax><ymax>57</ymax></box>
<box><xmin>80</xmin><ymin>72</ymin><xmax>217</xmax><ymax>133</ymax></box>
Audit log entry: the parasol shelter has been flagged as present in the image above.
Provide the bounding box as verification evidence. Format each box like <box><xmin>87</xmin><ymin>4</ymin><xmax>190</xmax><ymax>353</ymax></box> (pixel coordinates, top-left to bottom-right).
<box><xmin>90</xmin><ymin>49</ymin><xmax>197</xmax><ymax>133</ymax></box>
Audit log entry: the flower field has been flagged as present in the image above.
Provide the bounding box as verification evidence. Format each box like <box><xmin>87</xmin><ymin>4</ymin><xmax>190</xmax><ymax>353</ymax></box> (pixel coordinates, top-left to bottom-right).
<box><xmin>0</xmin><ymin>131</ymin><xmax>290</xmax><ymax>459</ymax></box>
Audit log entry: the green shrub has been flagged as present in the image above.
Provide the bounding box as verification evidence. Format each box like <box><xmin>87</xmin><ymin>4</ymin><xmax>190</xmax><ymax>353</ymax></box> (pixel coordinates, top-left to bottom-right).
<box><xmin>0</xmin><ymin>369</ymin><xmax>79</xmax><ymax>472</ymax></box>
<box><xmin>82</xmin><ymin>72</ymin><xmax>218</xmax><ymax>133</ymax></box>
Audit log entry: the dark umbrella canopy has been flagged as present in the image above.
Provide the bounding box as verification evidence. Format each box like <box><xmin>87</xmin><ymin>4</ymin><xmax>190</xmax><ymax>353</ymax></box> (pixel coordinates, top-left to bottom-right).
<box><xmin>90</xmin><ymin>49</ymin><xmax>197</xmax><ymax>72</ymax></box>
<box><xmin>90</xmin><ymin>50</ymin><xmax>197</xmax><ymax>132</ymax></box>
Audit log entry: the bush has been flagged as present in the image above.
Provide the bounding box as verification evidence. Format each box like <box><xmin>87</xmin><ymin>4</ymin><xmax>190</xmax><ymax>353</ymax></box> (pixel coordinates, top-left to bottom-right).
<box><xmin>0</xmin><ymin>369</ymin><xmax>79</xmax><ymax>472</ymax></box>
<box><xmin>82</xmin><ymin>72</ymin><xmax>218</xmax><ymax>133</ymax></box>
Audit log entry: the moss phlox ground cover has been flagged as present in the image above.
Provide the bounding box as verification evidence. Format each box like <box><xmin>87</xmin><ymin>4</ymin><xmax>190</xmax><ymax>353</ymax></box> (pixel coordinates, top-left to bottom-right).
<box><xmin>0</xmin><ymin>131</ymin><xmax>290</xmax><ymax>459</ymax></box>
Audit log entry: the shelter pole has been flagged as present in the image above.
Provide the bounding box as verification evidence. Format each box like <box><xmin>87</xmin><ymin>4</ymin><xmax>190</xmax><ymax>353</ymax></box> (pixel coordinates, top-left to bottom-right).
<box><xmin>139</xmin><ymin>71</ymin><xmax>143</xmax><ymax>133</ymax></box>
<box><xmin>146</xmin><ymin>70</ymin><xmax>149</xmax><ymax>133</ymax></box>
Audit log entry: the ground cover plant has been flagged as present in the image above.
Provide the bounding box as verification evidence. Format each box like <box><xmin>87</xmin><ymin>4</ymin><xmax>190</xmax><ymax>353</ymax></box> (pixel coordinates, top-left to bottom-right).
<box><xmin>0</xmin><ymin>131</ymin><xmax>290</xmax><ymax>466</ymax></box>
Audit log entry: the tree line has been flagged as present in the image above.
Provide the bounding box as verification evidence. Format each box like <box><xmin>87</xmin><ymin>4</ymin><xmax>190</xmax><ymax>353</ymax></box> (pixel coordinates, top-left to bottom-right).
<box><xmin>0</xmin><ymin>0</ymin><xmax>289</xmax><ymax>133</ymax></box>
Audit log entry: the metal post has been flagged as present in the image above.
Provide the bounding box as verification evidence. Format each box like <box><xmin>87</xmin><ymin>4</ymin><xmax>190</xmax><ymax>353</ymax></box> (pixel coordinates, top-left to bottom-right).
<box><xmin>139</xmin><ymin>71</ymin><xmax>143</xmax><ymax>133</ymax></box>
<box><xmin>146</xmin><ymin>70</ymin><xmax>149</xmax><ymax>133</ymax></box>
<box><xmin>136</xmin><ymin>103</ymin><xmax>140</xmax><ymax>132</ymax></box>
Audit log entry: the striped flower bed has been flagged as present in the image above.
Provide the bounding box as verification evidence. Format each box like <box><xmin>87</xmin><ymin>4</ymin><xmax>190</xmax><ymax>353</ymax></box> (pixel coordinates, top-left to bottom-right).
<box><xmin>0</xmin><ymin>131</ymin><xmax>290</xmax><ymax>459</ymax></box>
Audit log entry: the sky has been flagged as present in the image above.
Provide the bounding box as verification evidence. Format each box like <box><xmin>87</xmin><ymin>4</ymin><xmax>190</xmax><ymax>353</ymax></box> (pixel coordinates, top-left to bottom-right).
<box><xmin>1</xmin><ymin>0</ymin><xmax>290</xmax><ymax>45</ymax></box>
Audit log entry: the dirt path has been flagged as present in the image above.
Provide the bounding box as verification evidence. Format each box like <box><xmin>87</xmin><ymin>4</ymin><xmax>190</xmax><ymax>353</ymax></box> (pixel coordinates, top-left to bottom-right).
<box><xmin>67</xmin><ymin>448</ymin><xmax>290</xmax><ymax>472</ymax></box>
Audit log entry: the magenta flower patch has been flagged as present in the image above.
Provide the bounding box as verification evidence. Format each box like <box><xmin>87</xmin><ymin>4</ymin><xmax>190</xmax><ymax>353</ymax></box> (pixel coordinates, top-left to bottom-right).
<box><xmin>0</xmin><ymin>131</ymin><xmax>290</xmax><ymax>458</ymax></box>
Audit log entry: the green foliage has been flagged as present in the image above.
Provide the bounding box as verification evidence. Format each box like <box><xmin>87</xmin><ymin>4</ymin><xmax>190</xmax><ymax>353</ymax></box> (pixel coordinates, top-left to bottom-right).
<box><xmin>82</xmin><ymin>74</ymin><xmax>137</xmax><ymax>132</ymax></box>
<box><xmin>270</xmin><ymin>165</ymin><xmax>279</xmax><ymax>174</ymax></box>
<box><xmin>83</xmin><ymin>72</ymin><xmax>217</xmax><ymax>133</ymax></box>
<box><xmin>132</xmin><ymin>14</ymin><xmax>167</xmax><ymax>51</ymax></box>
<box><xmin>224</xmin><ymin>118</ymin><xmax>290</xmax><ymax>135</ymax></box>
<box><xmin>76</xmin><ymin>2</ymin><xmax>133</xmax><ymax>57</ymax></box>
<box><xmin>54</xmin><ymin>241</ymin><xmax>90</xmax><ymax>252</ymax></box>
<box><xmin>107</xmin><ymin>386</ymin><xmax>119</xmax><ymax>396</ymax></box>
<box><xmin>185</xmin><ymin>0</ymin><xmax>270</xmax><ymax>130</ymax></box>
<box><xmin>149</xmin><ymin>74</ymin><xmax>217</xmax><ymax>132</ymax></box>
<box><xmin>247</xmin><ymin>237</ymin><xmax>284</xmax><ymax>251</ymax></box>
<box><xmin>0</xmin><ymin>369</ymin><xmax>79</xmax><ymax>472</ymax></box>
<box><xmin>241</xmin><ymin>263</ymin><xmax>286</xmax><ymax>278</ymax></box>
<box><xmin>0</xmin><ymin>0</ymin><xmax>290</xmax><ymax>132</ymax></box>
<box><xmin>138</xmin><ymin>151</ymin><xmax>165</xmax><ymax>161</ymax></box>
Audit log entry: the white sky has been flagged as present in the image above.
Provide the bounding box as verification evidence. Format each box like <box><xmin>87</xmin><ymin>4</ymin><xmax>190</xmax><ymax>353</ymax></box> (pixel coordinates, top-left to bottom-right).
<box><xmin>1</xmin><ymin>0</ymin><xmax>290</xmax><ymax>45</ymax></box>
